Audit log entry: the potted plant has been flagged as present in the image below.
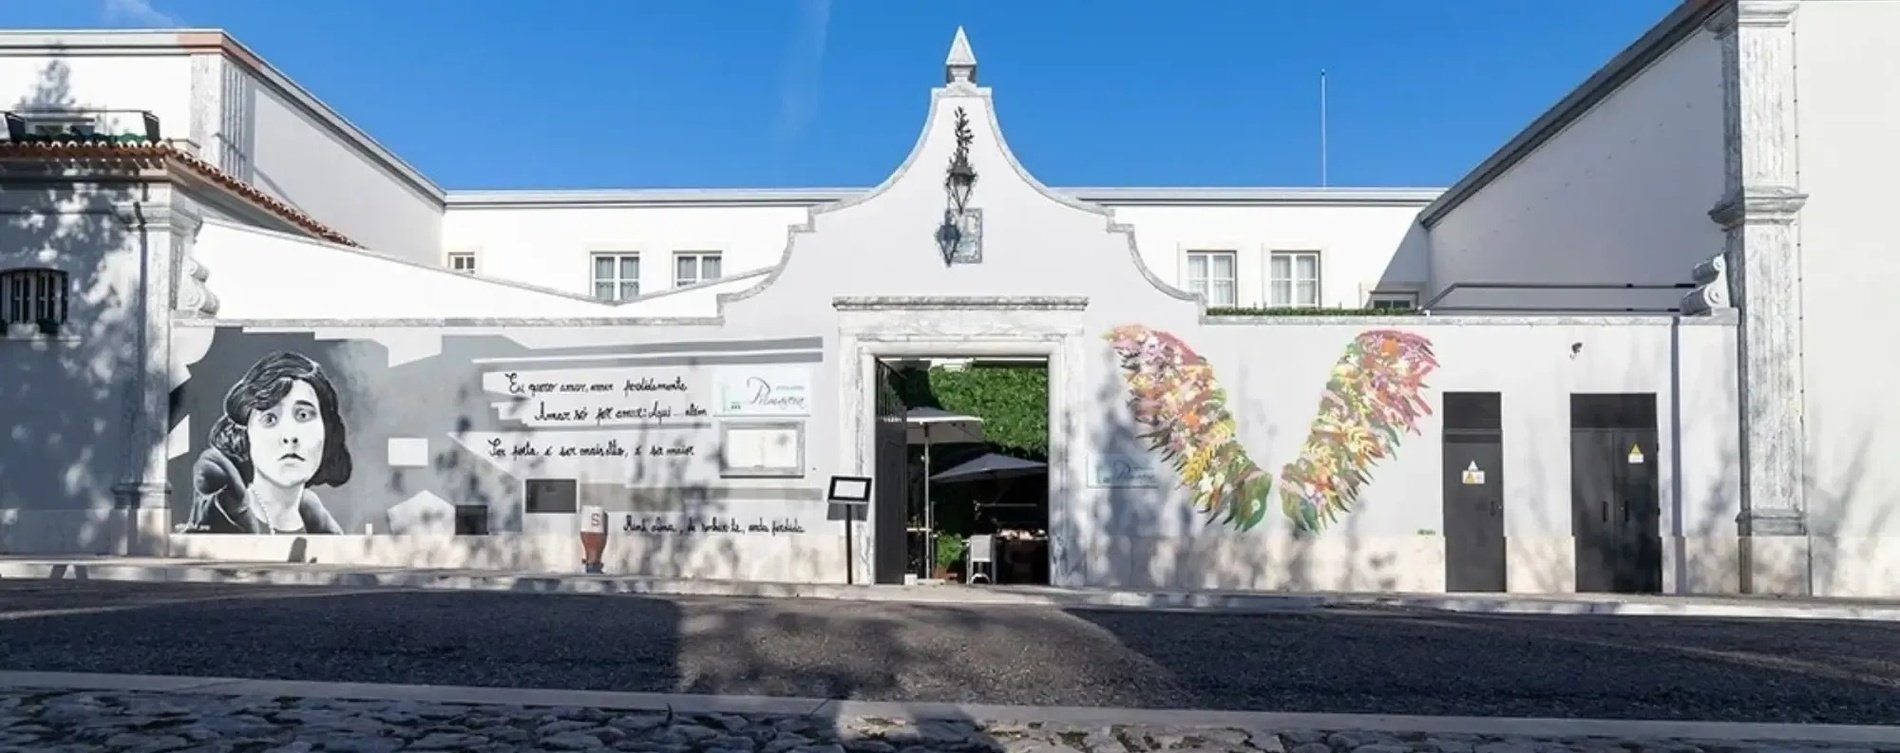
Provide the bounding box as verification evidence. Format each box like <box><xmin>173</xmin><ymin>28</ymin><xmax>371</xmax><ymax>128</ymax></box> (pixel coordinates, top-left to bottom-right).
<box><xmin>935</xmin><ymin>535</ymin><xmax>966</xmax><ymax>582</ymax></box>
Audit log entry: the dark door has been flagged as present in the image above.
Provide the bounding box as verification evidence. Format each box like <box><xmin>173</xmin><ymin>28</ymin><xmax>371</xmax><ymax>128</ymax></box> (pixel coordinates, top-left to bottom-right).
<box><xmin>872</xmin><ymin>360</ymin><xmax>911</xmax><ymax>584</ymax></box>
<box><xmin>1569</xmin><ymin>394</ymin><xmax>1662</xmax><ymax>593</ymax></box>
<box><xmin>1442</xmin><ymin>392</ymin><xmax>1507</xmax><ymax>592</ymax></box>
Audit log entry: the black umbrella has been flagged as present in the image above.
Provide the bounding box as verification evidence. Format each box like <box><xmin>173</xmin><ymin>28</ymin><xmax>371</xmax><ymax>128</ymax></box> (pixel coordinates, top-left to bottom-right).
<box><xmin>929</xmin><ymin>452</ymin><xmax>1047</xmax><ymax>484</ymax></box>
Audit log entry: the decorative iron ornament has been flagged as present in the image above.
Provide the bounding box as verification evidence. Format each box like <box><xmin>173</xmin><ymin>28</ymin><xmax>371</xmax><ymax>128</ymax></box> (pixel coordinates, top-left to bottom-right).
<box><xmin>937</xmin><ymin>107</ymin><xmax>981</xmax><ymax>266</ymax></box>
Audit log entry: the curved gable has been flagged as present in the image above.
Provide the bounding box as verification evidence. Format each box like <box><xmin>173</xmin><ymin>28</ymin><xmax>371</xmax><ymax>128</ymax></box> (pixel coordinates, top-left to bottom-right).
<box><xmin>714</xmin><ymin>28</ymin><xmax>1201</xmax><ymax>332</ymax></box>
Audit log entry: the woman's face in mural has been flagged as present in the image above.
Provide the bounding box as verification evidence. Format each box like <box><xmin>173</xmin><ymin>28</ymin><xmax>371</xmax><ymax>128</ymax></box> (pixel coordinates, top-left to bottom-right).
<box><xmin>246</xmin><ymin>379</ymin><xmax>327</xmax><ymax>488</ymax></box>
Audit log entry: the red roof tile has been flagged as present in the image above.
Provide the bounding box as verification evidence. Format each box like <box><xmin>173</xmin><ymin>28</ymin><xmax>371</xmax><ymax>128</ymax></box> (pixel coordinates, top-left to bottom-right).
<box><xmin>0</xmin><ymin>140</ymin><xmax>362</xmax><ymax>248</ymax></box>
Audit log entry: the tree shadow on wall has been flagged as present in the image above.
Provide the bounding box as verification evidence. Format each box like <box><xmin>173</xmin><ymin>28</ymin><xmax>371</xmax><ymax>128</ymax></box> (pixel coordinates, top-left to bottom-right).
<box><xmin>0</xmin><ymin>57</ymin><xmax>160</xmax><ymax>557</ymax></box>
<box><xmin>1077</xmin><ymin>341</ymin><xmax>1395</xmax><ymax>594</ymax></box>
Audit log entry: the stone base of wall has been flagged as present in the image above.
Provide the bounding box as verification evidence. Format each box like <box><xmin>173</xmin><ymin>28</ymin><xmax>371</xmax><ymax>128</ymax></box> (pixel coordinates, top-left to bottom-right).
<box><xmin>0</xmin><ymin>508</ymin><xmax>169</xmax><ymax>556</ymax></box>
<box><xmin>1091</xmin><ymin>534</ymin><xmax>1764</xmax><ymax>596</ymax></box>
<box><xmin>166</xmin><ymin>533</ymin><xmax>849</xmax><ymax>583</ymax></box>
<box><xmin>1096</xmin><ymin>535</ymin><xmax>1449</xmax><ymax>593</ymax></box>
<box><xmin>1812</xmin><ymin>536</ymin><xmax>1900</xmax><ymax>597</ymax></box>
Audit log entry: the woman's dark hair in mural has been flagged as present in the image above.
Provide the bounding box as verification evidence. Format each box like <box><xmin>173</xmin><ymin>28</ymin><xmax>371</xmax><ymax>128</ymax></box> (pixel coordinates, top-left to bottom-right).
<box><xmin>175</xmin><ymin>351</ymin><xmax>352</xmax><ymax>535</ymax></box>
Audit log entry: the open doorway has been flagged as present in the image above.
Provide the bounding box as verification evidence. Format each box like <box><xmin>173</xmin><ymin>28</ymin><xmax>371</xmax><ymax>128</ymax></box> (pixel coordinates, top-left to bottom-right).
<box><xmin>872</xmin><ymin>355</ymin><xmax>1051</xmax><ymax>586</ymax></box>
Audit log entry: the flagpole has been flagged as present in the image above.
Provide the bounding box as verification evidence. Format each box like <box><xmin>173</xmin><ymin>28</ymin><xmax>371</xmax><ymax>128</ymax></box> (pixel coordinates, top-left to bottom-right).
<box><xmin>1319</xmin><ymin>68</ymin><xmax>1329</xmax><ymax>188</ymax></box>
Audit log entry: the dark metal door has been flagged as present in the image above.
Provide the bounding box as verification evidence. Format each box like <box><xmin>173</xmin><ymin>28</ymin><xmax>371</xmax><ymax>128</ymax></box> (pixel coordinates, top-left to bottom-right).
<box><xmin>872</xmin><ymin>360</ymin><xmax>911</xmax><ymax>584</ymax></box>
<box><xmin>1616</xmin><ymin>427</ymin><xmax>1663</xmax><ymax>593</ymax></box>
<box><xmin>1570</xmin><ymin>394</ymin><xmax>1662</xmax><ymax>594</ymax></box>
<box><xmin>1442</xmin><ymin>392</ymin><xmax>1506</xmax><ymax>592</ymax></box>
<box><xmin>1570</xmin><ymin>428</ymin><xmax>1617</xmax><ymax>593</ymax></box>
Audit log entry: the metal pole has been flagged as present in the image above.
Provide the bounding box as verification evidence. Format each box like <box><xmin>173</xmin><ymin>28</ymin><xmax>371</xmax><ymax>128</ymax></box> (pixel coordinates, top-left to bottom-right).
<box><xmin>1319</xmin><ymin>69</ymin><xmax>1329</xmax><ymax>188</ymax></box>
<box><xmin>922</xmin><ymin>425</ymin><xmax>934</xmax><ymax>580</ymax></box>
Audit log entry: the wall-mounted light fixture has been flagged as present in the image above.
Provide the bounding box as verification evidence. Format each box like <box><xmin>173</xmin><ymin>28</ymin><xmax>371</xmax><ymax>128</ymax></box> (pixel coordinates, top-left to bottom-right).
<box><xmin>936</xmin><ymin>107</ymin><xmax>981</xmax><ymax>266</ymax></box>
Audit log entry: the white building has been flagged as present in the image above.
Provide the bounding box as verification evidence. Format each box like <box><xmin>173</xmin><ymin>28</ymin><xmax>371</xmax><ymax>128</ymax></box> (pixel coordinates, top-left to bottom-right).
<box><xmin>1</xmin><ymin>0</ymin><xmax>1891</xmax><ymax>598</ymax></box>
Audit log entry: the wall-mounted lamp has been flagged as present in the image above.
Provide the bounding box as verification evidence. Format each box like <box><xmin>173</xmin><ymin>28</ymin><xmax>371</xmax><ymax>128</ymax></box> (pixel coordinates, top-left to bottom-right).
<box><xmin>944</xmin><ymin>107</ymin><xmax>977</xmax><ymax>212</ymax></box>
<box><xmin>936</xmin><ymin>107</ymin><xmax>980</xmax><ymax>266</ymax></box>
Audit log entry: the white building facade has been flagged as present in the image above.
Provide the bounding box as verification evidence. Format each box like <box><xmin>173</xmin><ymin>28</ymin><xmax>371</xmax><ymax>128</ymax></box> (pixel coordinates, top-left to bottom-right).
<box><xmin>0</xmin><ymin>0</ymin><xmax>1890</xmax><ymax>597</ymax></box>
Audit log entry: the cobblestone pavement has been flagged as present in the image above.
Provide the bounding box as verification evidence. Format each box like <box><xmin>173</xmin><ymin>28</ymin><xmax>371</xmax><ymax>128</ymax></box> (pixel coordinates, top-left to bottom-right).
<box><xmin>2</xmin><ymin>689</ymin><xmax>1894</xmax><ymax>753</ymax></box>
<box><xmin>4</xmin><ymin>581</ymin><xmax>1900</xmax><ymax>724</ymax></box>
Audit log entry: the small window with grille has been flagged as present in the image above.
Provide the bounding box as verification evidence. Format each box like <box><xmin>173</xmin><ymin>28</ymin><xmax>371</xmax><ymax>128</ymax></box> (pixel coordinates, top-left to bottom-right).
<box><xmin>0</xmin><ymin>268</ymin><xmax>69</xmax><ymax>334</ymax></box>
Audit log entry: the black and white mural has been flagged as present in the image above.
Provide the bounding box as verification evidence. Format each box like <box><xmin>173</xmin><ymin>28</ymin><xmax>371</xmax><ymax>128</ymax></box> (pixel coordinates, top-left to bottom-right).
<box><xmin>178</xmin><ymin>351</ymin><xmax>355</xmax><ymax>534</ymax></box>
<box><xmin>167</xmin><ymin>327</ymin><xmax>826</xmax><ymax>537</ymax></box>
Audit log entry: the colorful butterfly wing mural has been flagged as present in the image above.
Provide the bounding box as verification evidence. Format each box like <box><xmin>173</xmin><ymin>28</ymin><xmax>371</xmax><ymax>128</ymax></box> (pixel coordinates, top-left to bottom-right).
<box><xmin>1102</xmin><ymin>326</ymin><xmax>1438</xmax><ymax>534</ymax></box>
<box><xmin>1103</xmin><ymin>325</ymin><xmax>1273</xmax><ymax>531</ymax></box>
<box><xmin>1276</xmin><ymin>330</ymin><xmax>1438</xmax><ymax>533</ymax></box>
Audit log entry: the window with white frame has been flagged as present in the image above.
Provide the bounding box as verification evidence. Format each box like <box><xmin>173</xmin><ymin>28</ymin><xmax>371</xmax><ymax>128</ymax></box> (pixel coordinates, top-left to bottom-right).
<box><xmin>0</xmin><ymin>267</ymin><xmax>69</xmax><ymax>331</ymax></box>
<box><xmin>674</xmin><ymin>252</ymin><xmax>723</xmax><ymax>288</ymax></box>
<box><xmin>447</xmin><ymin>252</ymin><xmax>477</xmax><ymax>274</ymax></box>
<box><xmin>1184</xmin><ymin>251</ymin><xmax>1237</xmax><ymax>307</ymax></box>
<box><xmin>1269</xmin><ymin>251</ymin><xmax>1321</xmax><ymax>308</ymax></box>
<box><xmin>1367</xmin><ymin>291</ymin><xmax>1418</xmax><ymax>311</ymax></box>
<box><xmin>592</xmin><ymin>253</ymin><xmax>640</xmax><ymax>301</ymax></box>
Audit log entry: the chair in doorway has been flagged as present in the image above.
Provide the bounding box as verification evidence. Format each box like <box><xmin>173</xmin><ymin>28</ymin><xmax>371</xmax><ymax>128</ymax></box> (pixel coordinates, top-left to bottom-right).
<box><xmin>965</xmin><ymin>534</ymin><xmax>996</xmax><ymax>585</ymax></box>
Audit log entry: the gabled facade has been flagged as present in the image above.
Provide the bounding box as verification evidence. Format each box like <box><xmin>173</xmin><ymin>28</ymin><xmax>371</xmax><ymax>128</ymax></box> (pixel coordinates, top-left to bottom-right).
<box><xmin>1</xmin><ymin>0</ymin><xmax>1895</xmax><ymax>598</ymax></box>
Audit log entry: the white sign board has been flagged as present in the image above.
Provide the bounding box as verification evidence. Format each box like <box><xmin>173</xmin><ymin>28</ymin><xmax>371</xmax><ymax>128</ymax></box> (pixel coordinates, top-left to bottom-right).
<box><xmin>715</xmin><ymin>365</ymin><xmax>814</xmax><ymax>417</ymax></box>
<box><xmin>1460</xmin><ymin>460</ymin><xmax>1485</xmax><ymax>486</ymax></box>
<box><xmin>1627</xmin><ymin>443</ymin><xmax>1645</xmax><ymax>465</ymax></box>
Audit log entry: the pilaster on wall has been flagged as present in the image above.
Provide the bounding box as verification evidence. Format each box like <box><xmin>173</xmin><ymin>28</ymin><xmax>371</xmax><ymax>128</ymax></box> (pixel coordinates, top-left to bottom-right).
<box><xmin>1705</xmin><ymin>0</ymin><xmax>1809</xmax><ymax>590</ymax></box>
<box><xmin>109</xmin><ymin>192</ymin><xmax>208</xmax><ymax>552</ymax></box>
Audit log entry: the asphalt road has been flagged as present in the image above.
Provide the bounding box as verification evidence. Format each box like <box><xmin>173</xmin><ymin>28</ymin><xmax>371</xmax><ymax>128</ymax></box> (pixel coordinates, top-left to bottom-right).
<box><xmin>0</xmin><ymin>580</ymin><xmax>1896</xmax><ymax>725</ymax></box>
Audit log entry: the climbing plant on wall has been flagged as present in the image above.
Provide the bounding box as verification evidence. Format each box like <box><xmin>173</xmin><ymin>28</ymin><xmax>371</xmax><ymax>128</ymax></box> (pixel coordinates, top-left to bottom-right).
<box><xmin>894</xmin><ymin>364</ymin><xmax>1048</xmax><ymax>460</ymax></box>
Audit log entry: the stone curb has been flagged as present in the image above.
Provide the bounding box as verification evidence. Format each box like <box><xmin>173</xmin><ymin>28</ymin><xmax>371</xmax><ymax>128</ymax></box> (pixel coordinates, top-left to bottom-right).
<box><xmin>8</xmin><ymin>558</ymin><xmax>1900</xmax><ymax>622</ymax></box>
<box><xmin>1</xmin><ymin>670</ymin><xmax>1897</xmax><ymax>745</ymax></box>
<box><xmin>0</xmin><ymin>560</ymin><xmax>1325</xmax><ymax>613</ymax></box>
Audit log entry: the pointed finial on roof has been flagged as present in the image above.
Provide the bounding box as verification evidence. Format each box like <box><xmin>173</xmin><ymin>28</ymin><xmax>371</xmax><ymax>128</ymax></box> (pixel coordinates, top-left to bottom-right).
<box><xmin>945</xmin><ymin>26</ymin><xmax>977</xmax><ymax>84</ymax></box>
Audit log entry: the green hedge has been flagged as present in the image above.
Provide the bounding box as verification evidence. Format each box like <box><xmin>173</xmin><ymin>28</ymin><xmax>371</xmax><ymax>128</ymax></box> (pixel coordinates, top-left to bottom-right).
<box><xmin>894</xmin><ymin>364</ymin><xmax>1047</xmax><ymax>459</ymax></box>
<box><xmin>1206</xmin><ymin>306</ymin><xmax>1419</xmax><ymax>317</ymax></box>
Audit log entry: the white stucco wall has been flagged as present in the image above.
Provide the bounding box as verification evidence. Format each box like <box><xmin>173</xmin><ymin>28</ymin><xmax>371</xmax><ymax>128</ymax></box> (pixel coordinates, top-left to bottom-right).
<box><xmin>0</xmin><ymin>53</ymin><xmax>191</xmax><ymax>139</ymax></box>
<box><xmin>444</xmin><ymin>197</ymin><xmax>1435</xmax><ymax>308</ymax></box>
<box><xmin>215</xmin><ymin>60</ymin><xmax>444</xmax><ymax>262</ymax></box>
<box><xmin>1077</xmin><ymin>317</ymin><xmax>1738</xmax><ymax>595</ymax></box>
<box><xmin>440</xmin><ymin>203</ymin><xmax>815</xmax><ymax>295</ymax></box>
<box><xmin>1110</xmin><ymin>205</ymin><xmax>1431</xmax><ymax>309</ymax></box>
<box><xmin>0</xmin><ymin>182</ymin><xmax>158</xmax><ymax>554</ymax></box>
<box><xmin>1789</xmin><ymin>0</ymin><xmax>1900</xmax><ymax>597</ymax></box>
<box><xmin>194</xmin><ymin>219</ymin><xmax>654</xmax><ymax>320</ymax></box>
<box><xmin>1425</xmin><ymin>26</ymin><xmax>1727</xmax><ymax>313</ymax></box>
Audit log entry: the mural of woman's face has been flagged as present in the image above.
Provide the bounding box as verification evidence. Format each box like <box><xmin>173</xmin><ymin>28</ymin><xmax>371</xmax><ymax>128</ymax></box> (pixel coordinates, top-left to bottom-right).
<box><xmin>246</xmin><ymin>379</ymin><xmax>326</xmax><ymax>488</ymax></box>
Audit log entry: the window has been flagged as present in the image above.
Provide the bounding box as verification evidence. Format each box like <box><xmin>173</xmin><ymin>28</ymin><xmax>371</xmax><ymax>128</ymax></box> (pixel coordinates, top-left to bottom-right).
<box><xmin>674</xmin><ymin>252</ymin><xmax>723</xmax><ymax>288</ymax></box>
<box><xmin>592</xmin><ymin>253</ymin><xmax>639</xmax><ymax>301</ymax></box>
<box><xmin>0</xmin><ymin>268</ymin><xmax>69</xmax><ymax>332</ymax></box>
<box><xmin>5</xmin><ymin>113</ymin><xmax>96</xmax><ymax>139</ymax></box>
<box><xmin>1368</xmin><ymin>291</ymin><xmax>1418</xmax><ymax>311</ymax></box>
<box><xmin>1185</xmin><ymin>251</ymin><xmax>1237</xmax><ymax>307</ymax></box>
<box><xmin>1269</xmin><ymin>251</ymin><xmax>1321</xmax><ymax>308</ymax></box>
<box><xmin>447</xmin><ymin>253</ymin><xmax>477</xmax><ymax>274</ymax></box>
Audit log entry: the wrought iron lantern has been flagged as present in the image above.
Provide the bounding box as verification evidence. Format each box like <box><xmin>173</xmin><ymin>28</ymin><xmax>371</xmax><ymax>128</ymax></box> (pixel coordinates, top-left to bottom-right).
<box><xmin>943</xmin><ymin>107</ymin><xmax>977</xmax><ymax>212</ymax></box>
<box><xmin>936</xmin><ymin>107</ymin><xmax>979</xmax><ymax>266</ymax></box>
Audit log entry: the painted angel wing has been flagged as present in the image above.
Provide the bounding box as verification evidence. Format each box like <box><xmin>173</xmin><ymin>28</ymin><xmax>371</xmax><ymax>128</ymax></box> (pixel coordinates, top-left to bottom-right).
<box><xmin>1103</xmin><ymin>325</ymin><xmax>1272</xmax><ymax>531</ymax></box>
<box><xmin>1276</xmin><ymin>329</ymin><xmax>1438</xmax><ymax>533</ymax></box>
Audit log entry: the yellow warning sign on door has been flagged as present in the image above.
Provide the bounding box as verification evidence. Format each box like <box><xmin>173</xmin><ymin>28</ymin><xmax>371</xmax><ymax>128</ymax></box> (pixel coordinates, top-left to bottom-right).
<box><xmin>1628</xmin><ymin>443</ymin><xmax>1645</xmax><ymax>464</ymax></box>
<box><xmin>1461</xmin><ymin>460</ymin><xmax>1486</xmax><ymax>485</ymax></box>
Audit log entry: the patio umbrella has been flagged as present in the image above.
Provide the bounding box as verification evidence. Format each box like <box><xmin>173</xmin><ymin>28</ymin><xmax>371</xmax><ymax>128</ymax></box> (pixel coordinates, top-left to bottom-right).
<box><xmin>929</xmin><ymin>452</ymin><xmax>1046</xmax><ymax>484</ymax></box>
<box><xmin>931</xmin><ymin>451</ymin><xmax>1047</xmax><ymax>528</ymax></box>
<box><xmin>905</xmin><ymin>407</ymin><xmax>985</xmax><ymax>579</ymax></box>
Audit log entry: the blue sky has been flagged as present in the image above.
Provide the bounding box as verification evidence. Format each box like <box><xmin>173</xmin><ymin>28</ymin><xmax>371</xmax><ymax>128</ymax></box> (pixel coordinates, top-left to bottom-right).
<box><xmin>8</xmin><ymin>0</ymin><xmax>1679</xmax><ymax>191</ymax></box>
